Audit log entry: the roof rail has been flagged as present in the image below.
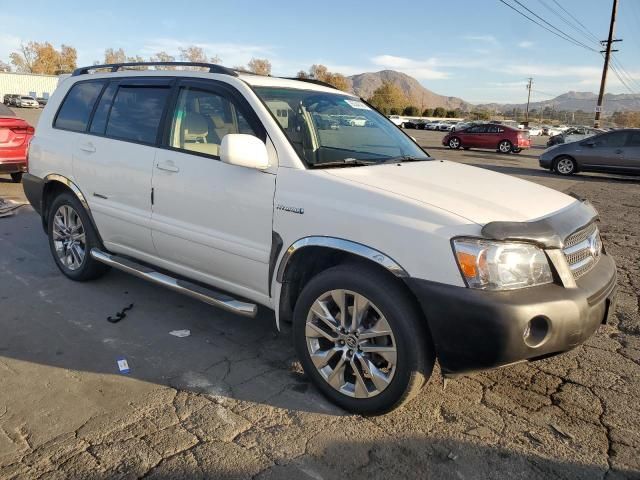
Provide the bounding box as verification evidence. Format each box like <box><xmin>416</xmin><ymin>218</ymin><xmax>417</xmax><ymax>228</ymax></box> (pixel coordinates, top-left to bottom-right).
<box><xmin>285</xmin><ymin>77</ymin><xmax>338</xmax><ymax>90</ymax></box>
<box><xmin>72</xmin><ymin>62</ymin><xmax>238</xmax><ymax>77</ymax></box>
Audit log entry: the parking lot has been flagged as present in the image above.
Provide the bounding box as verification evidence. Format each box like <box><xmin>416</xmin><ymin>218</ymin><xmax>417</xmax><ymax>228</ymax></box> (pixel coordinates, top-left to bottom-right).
<box><xmin>1</xmin><ymin>109</ymin><xmax>639</xmax><ymax>479</ymax></box>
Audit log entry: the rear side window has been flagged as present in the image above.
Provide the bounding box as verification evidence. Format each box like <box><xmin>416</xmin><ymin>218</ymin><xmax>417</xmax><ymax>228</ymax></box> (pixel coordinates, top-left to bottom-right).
<box><xmin>627</xmin><ymin>132</ymin><xmax>640</xmax><ymax>147</ymax></box>
<box><xmin>54</xmin><ymin>81</ymin><xmax>105</xmax><ymax>132</ymax></box>
<box><xmin>105</xmin><ymin>86</ymin><xmax>170</xmax><ymax>144</ymax></box>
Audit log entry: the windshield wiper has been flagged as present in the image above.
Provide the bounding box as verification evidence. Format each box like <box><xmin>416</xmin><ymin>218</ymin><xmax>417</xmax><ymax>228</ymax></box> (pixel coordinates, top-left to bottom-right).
<box><xmin>382</xmin><ymin>155</ymin><xmax>430</xmax><ymax>164</ymax></box>
<box><xmin>309</xmin><ymin>158</ymin><xmax>378</xmax><ymax>168</ymax></box>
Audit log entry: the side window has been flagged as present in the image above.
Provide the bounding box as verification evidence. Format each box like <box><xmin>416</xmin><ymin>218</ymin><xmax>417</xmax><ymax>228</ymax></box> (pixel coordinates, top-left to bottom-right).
<box><xmin>594</xmin><ymin>132</ymin><xmax>627</xmax><ymax>148</ymax></box>
<box><xmin>487</xmin><ymin>125</ymin><xmax>499</xmax><ymax>133</ymax></box>
<box><xmin>105</xmin><ymin>86</ymin><xmax>170</xmax><ymax>144</ymax></box>
<box><xmin>168</xmin><ymin>87</ymin><xmax>258</xmax><ymax>158</ymax></box>
<box><xmin>54</xmin><ymin>81</ymin><xmax>105</xmax><ymax>132</ymax></box>
<box><xmin>89</xmin><ymin>83</ymin><xmax>118</xmax><ymax>134</ymax></box>
<box><xmin>627</xmin><ymin>132</ymin><xmax>640</xmax><ymax>147</ymax></box>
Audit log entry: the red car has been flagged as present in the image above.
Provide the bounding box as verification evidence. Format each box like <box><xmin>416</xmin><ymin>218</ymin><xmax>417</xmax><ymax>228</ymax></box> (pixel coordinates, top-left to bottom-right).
<box><xmin>442</xmin><ymin>123</ymin><xmax>530</xmax><ymax>154</ymax></box>
<box><xmin>0</xmin><ymin>115</ymin><xmax>34</xmax><ymax>183</ymax></box>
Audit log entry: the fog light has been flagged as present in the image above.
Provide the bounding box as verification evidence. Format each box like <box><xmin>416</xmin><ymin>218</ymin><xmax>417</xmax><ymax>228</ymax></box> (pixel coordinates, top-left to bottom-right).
<box><xmin>523</xmin><ymin>316</ymin><xmax>550</xmax><ymax>348</ymax></box>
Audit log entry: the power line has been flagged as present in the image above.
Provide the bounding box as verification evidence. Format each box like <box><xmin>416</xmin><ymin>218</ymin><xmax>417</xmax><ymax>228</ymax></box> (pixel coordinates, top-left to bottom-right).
<box><xmin>608</xmin><ymin>61</ymin><xmax>637</xmax><ymax>94</ymax></box>
<box><xmin>550</xmin><ymin>0</ymin><xmax>602</xmax><ymax>44</ymax></box>
<box><xmin>537</xmin><ymin>0</ymin><xmax>601</xmax><ymax>46</ymax></box>
<box><xmin>610</xmin><ymin>55</ymin><xmax>640</xmax><ymax>91</ymax></box>
<box><xmin>501</xmin><ymin>0</ymin><xmax>599</xmax><ymax>52</ymax></box>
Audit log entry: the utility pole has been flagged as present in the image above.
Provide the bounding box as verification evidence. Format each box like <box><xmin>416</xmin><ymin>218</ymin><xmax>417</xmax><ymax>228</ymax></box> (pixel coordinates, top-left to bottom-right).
<box><xmin>525</xmin><ymin>77</ymin><xmax>533</xmax><ymax>127</ymax></box>
<box><xmin>595</xmin><ymin>0</ymin><xmax>620</xmax><ymax>128</ymax></box>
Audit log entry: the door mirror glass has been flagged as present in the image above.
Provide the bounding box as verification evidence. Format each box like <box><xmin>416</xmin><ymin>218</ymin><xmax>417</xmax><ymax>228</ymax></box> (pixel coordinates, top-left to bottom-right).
<box><xmin>220</xmin><ymin>134</ymin><xmax>269</xmax><ymax>170</ymax></box>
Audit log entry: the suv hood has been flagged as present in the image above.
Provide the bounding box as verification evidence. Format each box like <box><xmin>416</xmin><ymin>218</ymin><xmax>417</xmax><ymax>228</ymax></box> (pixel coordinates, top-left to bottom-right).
<box><xmin>326</xmin><ymin>160</ymin><xmax>575</xmax><ymax>225</ymax></box>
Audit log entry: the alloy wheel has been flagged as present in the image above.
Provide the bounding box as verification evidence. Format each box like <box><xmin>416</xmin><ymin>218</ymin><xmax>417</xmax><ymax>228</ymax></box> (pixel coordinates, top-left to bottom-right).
<box><xmin>499</xmin><ymin>141</ymin><xmax>512</xmax><ymax>153</ymax></box>
<box><xmin>304</xmin><ymin>289</ymin><xmax>397</xmax><ymax>399</ymax></box>
<box><xmin>449</xmin><ymin>138</ymin><xmax>460</xmax><ymax>149</ymax></box>
<box><xmin>556</xmin><ymin>158</ymin><xmax>575</xmax><ymax>174</ymax></box>
<box><xmin>52</xmin><ymin>205</ymin><xmax>86</xmax><ymax>271</ymax></box>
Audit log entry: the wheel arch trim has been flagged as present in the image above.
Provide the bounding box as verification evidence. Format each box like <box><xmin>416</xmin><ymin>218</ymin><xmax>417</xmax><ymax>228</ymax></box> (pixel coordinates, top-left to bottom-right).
<box><xmin>276</xmin><ymin>236</ymin><xmax>409</xmax><ymax>283</ymax></box>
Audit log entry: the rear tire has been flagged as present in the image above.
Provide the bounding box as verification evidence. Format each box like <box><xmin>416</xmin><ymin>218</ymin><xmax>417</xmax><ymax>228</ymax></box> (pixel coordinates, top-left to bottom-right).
<box><xmin>47</xmin><ymin>192</ymin><xmax>110</xmax><ymax>281</ymax></box>
<box><xmin>512</xmin><ymin>147</ymin><xmax>522</xmax><ymax>153</ymax></box>
<box><xmin>498</xmin><ymin>140</ymin><xmax>513</xmax><ymax>154</ymax></box>
<box><xmin>292</xmin><ymin>263</ymin><xmax>434</xmax><ymax>415</ymax></box>
<box><xmin>10</xmin><ymin>172</ymin><xmax>22</xmax><ymax>183</ymax></box>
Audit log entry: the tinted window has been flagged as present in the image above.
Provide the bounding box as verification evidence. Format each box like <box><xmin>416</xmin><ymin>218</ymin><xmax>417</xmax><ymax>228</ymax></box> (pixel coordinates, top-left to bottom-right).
<box><xmin>626</xmin><ymin>131</ymin><xmax>640</xmax><ymax>147</ymax></box>
<box><xmin>487</xmin><ymin>125</ymin><xmax>499</xmax><ymax>133</ymax></box>
<box><xmin>468</xmin><ymin>125</ymin><xmax>486</xmax><ymax>133</ymax></box>
<box><xmin>594</xmin><ymin>131</ymin><xmax>627</xmax><ymax>148</ymax></box>
<box><xmin>105</xmin><ymin>86</ymin><xmax>170</xmax><ymax>144</ymax></box>
<box><xmin>89</xmin><ymin>83</ymin><xmax>118</xmax><ymax>134</ymax></box>
<box><xmin>54</xmin><ymin>81</ymin><xmax>105</xmax><ymax>132</ymax></box>
<box><xmin>168</xmin><ymin>87</ymin><xmax>257</xmax><ymax>157</ymax></box>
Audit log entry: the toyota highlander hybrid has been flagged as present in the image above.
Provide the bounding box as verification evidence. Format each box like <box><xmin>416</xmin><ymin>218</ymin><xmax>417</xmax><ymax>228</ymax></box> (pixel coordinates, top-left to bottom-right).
<box><xmin>22</xmin><ymin>62</ymin><xmax>617</xmax><ymax>414</ymax></box>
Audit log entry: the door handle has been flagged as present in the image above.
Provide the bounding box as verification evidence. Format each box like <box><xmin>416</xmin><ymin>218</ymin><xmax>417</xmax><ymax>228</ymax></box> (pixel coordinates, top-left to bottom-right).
<box><xmin>156</xmin><ymin>161</ymin><xmax>179</xmax><ymax>173</ymax></box>
<box><xmin>79</xmin><ymin>142</ymin><xmax>96</xmax><ymax>153</ymax></box>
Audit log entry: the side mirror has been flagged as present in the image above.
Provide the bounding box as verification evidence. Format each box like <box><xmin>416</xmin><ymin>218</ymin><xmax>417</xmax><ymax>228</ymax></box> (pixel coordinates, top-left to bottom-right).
<box><xmin>220</xmin><ymin>134</ymin><xmax>269</xmax><ymax>170</ymax></box>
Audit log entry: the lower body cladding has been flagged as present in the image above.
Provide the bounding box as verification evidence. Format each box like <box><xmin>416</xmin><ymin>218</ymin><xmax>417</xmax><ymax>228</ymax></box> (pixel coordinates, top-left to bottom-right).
<box><xmin>405</xmin><ymin>253</ymin><xmax>617</xmax><ymax>376</ymax></box>
<box><xmin>0</xmin><ymin>161</ymin><xmax>27</xmax><ymax>174</ymax></box>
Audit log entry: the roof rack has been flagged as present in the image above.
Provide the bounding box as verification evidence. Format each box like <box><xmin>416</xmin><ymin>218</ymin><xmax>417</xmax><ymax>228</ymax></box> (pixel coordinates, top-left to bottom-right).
<box><xmin>72</xmin><ymin>62</ymin><xmax>238</xmax><ymax>77</ymax></box>
<box><xmin>285</xmin><ymin>77</ymin><xmax>338</xmax><ymax>90</ymax></box>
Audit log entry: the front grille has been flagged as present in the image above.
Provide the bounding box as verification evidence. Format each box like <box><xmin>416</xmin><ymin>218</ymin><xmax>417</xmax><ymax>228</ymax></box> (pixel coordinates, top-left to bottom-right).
<box><xmin>562</xmin><ymin>223</ymin><xmax>602</xmax><ymax>279</ymax></box>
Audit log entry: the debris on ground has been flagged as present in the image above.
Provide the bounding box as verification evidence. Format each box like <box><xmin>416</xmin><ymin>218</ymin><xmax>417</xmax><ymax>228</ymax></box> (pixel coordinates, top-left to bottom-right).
<box><xmin>0</xmin><ymin>198</ymin><xmax>28</xmax><ymax>218</ymax></box>
<box><xmin>107</xmin><ymin>303</ymin><xmax>134</xmax><ymax>323</ymax></box>
<box><xmin>116</xmin><ymin>358</ymin><xmax>130</xmax><ymax>374</ymax></box>
<box><xmin>169</xmin><ymin>329</ymin><xmax>191</xmax><ymax>338</ymax></box>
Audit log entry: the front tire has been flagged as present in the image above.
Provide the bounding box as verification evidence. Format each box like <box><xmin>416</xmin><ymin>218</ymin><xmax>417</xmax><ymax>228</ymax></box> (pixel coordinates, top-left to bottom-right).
<box><xmin>292</xmin><ymin>264</ymin><xmax>434</xmax><ymax>415</ymax></box>
<box><xmin>553</xmin><ymin>156</ymin><xmax>577</xmax><ymax>176</ymax></box>
<box><xmin>10</xmin><ymin>172</ymin><xmax>22</xmax><ymax>183</ymax></box>
<box><xmin>498</xmin><ymin>140</ymin><xmax>513</xmax><ymax>154</ymax></box>
<box><xmin>47</xmin><ymin>192</ymin><xmax>109</xmax><ymax>281</ymax></box>
<box><xmin>448</xmin><ymin>137</ymin><xmax>461</xmax><ymax>149</ymax></box>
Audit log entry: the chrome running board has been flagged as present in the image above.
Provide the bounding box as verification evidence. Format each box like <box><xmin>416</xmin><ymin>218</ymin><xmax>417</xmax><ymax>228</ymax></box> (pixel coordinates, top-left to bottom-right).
<box><xmin>90</xmin><ymin>249</ymin><xmax>257</xmax><ymax>318</ymax></box>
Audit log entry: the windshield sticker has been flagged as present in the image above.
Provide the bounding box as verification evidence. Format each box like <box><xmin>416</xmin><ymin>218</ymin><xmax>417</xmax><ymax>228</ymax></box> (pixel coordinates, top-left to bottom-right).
<box><xmin>344</xmin><ymin>99</ymin><xmax>370</xmax><ymax>110</ymax></box>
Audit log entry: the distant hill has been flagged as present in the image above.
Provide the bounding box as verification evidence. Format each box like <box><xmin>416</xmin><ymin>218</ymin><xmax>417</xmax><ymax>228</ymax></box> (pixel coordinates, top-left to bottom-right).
<box><xmin>477</xmin><ymin>91</ymin><xmax>640</xmax><ymax>113</ymax></box>
<box><xmin>348</xmin><ymin>70</ymin><xmax>471</xmax><ymax>111</ymax></box>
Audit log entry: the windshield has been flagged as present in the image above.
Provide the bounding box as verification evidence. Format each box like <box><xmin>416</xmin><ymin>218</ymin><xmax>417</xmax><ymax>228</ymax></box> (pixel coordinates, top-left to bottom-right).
<box><xmin>253</xmin><ymin>87</ymin><xmax>430</xmax><ymax>167</ymax></box>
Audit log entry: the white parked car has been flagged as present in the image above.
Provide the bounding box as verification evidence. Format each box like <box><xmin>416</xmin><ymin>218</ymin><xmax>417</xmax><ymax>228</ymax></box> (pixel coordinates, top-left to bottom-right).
<box><xmin>23</xmin><ymin>61</ymin><xmax>617</xmax><ymax>414</ymax></box>
<box><xmin>526</xmin><ymin>126</ymin><xmax>542</xmax><ymax>136</ymax></box>
<box><xmin>17</xmin><ymin>96</ymin><xmax>40</xmax><ymax>108</ymax></box>
<box><xmin>388</xmin><ymin>115</ymin><xmax>407</xmax><ymax>127</ymax></box>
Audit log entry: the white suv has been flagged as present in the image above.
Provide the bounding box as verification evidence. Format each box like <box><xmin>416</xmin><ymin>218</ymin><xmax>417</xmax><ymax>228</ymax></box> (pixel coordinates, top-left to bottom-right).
<box><xmin>23</xmin><ymin>62</ymin><xmax>617</xmax><ymax>414</ymax></box>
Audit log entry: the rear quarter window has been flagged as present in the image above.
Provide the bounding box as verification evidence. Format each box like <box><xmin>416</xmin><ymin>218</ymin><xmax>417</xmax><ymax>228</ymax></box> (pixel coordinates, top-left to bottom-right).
<box><xmin>105</xmin><ymin>86</ymin><xmax>170</xmax><ymax>144</ymax></box>
<box><xmin>54</xmin><ymin>81</ymin><xmax>106</xmax><ymax>132</ymax></box>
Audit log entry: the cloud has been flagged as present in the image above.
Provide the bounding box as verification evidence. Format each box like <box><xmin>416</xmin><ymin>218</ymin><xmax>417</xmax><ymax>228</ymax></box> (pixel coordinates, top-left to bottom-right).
<box><xmin>0</xmin><ymin>33</ymin><xmax>22</xmax><ymax>61</ymax></box>
<box><xmin>370</xmin><ymin>55</ymin><xmax>449</xmax><ymax>79</ymax></box>
<box><xmin>463</xmin><ymin>35</ymin><xmax>498</xmax><ymax>44</ymax></box>
<box><xmin>518</xmin><ymin>41</ymin><xmax>534</xmax><ymax>48</ymax></box>
<box><xmin>498</xmin><ymin>63</ymin><xmax>602</xmax><ymax>78</ymax></box>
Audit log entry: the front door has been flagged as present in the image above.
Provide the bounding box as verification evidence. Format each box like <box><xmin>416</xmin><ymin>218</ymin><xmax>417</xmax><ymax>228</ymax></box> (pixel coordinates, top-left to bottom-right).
<box><xmin>150</xmin><ymin>79</ymin><xmax>276</xmax><ymax>300</ymax></box>
<box><xmin>577</xmin><ymin>131</ymin><xmax>627</xmax><ymax>171</ymax></box>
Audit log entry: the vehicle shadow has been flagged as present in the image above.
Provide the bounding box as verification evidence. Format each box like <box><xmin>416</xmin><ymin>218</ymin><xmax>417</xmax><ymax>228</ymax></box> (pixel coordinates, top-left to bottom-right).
<box><xmin>123</xmin><ymin>436</ymin><xmax>633</xmax><ymax>479</ymax></box>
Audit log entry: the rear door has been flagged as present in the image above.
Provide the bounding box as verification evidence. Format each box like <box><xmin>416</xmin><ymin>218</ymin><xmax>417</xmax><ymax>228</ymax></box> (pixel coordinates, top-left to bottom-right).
<box><xmin>72</xmin><ymin>77</ymin><xmax>172</xmax><ymax>256</ymax></box>
<box><xmin>621</xmin><ymin>130</ymin><xmax>640</xmax><ymax>173</ymax></box>
<box><xmin>576</xmin><ymin>131</ymin><xmax>627</xmax><ymax>171</ymax></box>
<box><xmin>461</xmin><ymin>125</ymin><xmax>485</xmax><ymax>148</ymax></box>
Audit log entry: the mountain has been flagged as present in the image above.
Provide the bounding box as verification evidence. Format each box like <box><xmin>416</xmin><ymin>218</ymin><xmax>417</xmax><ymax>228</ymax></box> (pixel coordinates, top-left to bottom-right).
<box><xmin>477</xmin><ymin>91</ymin><xmax>640</xmax><ymax>113</ymax></box>
<box><xmin>349</xmin><ymin>70</ymin><xmax>471</xmax><ymax>111</ymax></box>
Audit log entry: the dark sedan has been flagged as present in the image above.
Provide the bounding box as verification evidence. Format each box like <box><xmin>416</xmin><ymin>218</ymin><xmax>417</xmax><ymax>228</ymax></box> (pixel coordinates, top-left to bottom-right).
<box><xmin>539</xmin><ymin>129</ymin><xmax>640</xmax><ymax>176</ymax></box>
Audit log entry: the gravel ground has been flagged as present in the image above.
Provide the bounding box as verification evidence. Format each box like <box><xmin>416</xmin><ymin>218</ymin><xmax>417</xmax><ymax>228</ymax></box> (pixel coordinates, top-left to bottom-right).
<box><xmin>0</xmin><ymin>120</ymin><xmax>639</xmax><ymax>479</ymax></box>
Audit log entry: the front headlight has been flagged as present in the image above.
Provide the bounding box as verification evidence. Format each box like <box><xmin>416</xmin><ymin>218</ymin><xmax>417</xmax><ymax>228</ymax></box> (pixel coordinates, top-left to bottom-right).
<box><xmin>452</xmin><ymin>238</ymin><xmax>553</xmax><ymax>290</ymax></box>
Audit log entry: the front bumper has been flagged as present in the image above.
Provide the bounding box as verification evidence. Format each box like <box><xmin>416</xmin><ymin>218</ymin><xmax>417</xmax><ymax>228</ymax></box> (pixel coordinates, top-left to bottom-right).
<box><xmin>405</xmin><ymin>253</ymin><xmax>617</xmax><ymax>375</ymax></box>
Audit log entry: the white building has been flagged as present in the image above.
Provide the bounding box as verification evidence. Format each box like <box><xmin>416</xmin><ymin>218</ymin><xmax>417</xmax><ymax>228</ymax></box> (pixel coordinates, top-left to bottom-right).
<box><xmin>0</xmin><ymin>72</ymin><xmax>60</xmax><ymax>100</ymax></box>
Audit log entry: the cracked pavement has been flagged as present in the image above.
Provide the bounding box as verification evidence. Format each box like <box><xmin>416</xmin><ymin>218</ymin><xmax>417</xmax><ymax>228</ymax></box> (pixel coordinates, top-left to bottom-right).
<box><xmin>0</xmin><ymin>130</ymin><xmax>639</xmax><ymax>479</ymax></box>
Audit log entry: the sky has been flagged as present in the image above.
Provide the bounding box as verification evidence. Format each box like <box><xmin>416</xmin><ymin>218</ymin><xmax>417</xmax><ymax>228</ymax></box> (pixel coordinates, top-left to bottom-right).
<box><xmin>1</xmin><ymin>0</ymin><xmax>639</xmax><ymax>104</ymax></box>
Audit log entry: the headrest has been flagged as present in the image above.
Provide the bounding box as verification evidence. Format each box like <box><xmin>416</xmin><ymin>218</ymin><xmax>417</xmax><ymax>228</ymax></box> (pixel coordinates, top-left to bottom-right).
<box><xmin>211</xmin><ymin>115</ymin><xmax>226</xmax><ymax>129</ymax></box>
<box><xmin>184</xmin><ymin>113</ymin><xmax>208</xmax><ymax>137</ymax></box>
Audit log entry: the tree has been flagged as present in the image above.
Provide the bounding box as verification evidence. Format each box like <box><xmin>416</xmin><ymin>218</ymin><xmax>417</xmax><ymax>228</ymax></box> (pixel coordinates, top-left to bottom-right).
<box><xmin>432</xmin><ymin>107</ymin><xmax>446</xmax><ymax>117</ymax></box>
<box><xmin>0</xmin><ymin>60</ymin><xmax>12</xmax><ymax>72</ymax></box>
<box><xmin>389</xmin><ymin>107</ymin><xmax>400</xmax><ymax>115</ymax></box>
<box><xmin>296</xmin><ymin>70</ymin><xmax>308</xmax><ymax>79</ymax></box>
<box><xmin>611</xmin><ymin>111</ymin><xmax>640</xmax><ymax>128</ymax></box>
<box><xmin>445</xmin><ymin>110</ymin><xmax>457</xmax><ymax>118</ymax></box>
<box><xmin>403</xmin><ymin>106</ymin><xmax>419</xmax><ymax>116</ymax></box>
<box><xmin>104</xmin><ymin>48</ymin><xmax>126</xmax><ymax>64</ymax></box>
<box><xmin>10</xmin><ymin>42</ymin><xmax>77</xmax><ymax>74</ymax></box>
<box><xmin>301</xmin><ymin>64</ymin><xmax>351</xmax><ymax>91</ymax></box>
<box><xmin>150</xmin><ymin>51</ymin><xmax>175</xmax><ymax>63</ymax></box>
<box><xmin>367</xmin><ymin>81</ymin><xmax>407</xmax><ymax>115</ymax></box>
<box><xmin>177</xmin><ymin>45</ymin><xmax>221</xmax><ymax>65</ymax></box>
<box><xmin>422</xmin><ymin>108</ymin><xmax>433</xmax><ymax>117</ymax></box>
<box><xmin>246</xmin><ymin>58</ymin><xmax>271</xmax><ymax>75</ymax></box>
